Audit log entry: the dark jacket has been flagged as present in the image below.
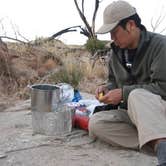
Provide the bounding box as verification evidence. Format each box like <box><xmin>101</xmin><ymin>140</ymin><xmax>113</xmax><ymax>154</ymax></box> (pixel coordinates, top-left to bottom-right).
<box><xmin>107</xmin><ymin>29</ymin><xmax>166</xmax><ymax>104</ymax></box>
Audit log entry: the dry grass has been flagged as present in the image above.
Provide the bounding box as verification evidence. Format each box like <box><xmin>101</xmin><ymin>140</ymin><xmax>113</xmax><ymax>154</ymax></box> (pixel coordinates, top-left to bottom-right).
<box><xmin>81</xmin><ymin>59</ymin><xmax>107</xmax><ymax>80</ymax></box>
<box><xmin>0</xmin><ymin>38</ymin><xmax>108</xmax><ymax>98</ymax></box>
<box><xmin>49</xmin><ymin>57</ymin><xmax>84</xmax><ymax>89</ymax></box>
<box><xmin>0</xmin><ymin>42</ymin><xmax>19</xmax><ymax>94</ymax></box>
<box><xmin>47</xmin><ymin>52</ymin><xmax>108</xmax><ymax>92</ymax></box>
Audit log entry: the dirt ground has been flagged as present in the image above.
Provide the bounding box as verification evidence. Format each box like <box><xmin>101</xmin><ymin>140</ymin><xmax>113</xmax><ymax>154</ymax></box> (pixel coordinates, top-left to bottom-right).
<box><xmin>0</xmin><ymin>93</ymin><xmax>158</xmax><ymax>166</ymax></box>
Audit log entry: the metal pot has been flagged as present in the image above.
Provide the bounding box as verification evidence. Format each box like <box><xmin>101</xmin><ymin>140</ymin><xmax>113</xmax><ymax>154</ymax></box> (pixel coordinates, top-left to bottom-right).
<box><xmin>28</xmin><ymin>84</ymin><xmax>61</xmax><ymax>112</ymax></box>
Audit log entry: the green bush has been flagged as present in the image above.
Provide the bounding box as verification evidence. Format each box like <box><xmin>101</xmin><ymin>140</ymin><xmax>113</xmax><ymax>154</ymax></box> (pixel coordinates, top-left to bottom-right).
<box><xmin>49</xmin><ymin>64</ymin><xmax>83</xmax><ymax>89</ymax></box>
<box><xmin>85</xmin><ymin>38</ymin><xmax>106</xmax><ymax>54</ymax></box>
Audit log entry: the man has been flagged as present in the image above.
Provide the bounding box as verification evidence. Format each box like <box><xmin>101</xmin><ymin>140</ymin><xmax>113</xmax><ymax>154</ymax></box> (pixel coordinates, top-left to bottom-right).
<box><xmin>88</xmin><ymin>1</ymin><xmax>166</xmax><ymax>166</ymax></box>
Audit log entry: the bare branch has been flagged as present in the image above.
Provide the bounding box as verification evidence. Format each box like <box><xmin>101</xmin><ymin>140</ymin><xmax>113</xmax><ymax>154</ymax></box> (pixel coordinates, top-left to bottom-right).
<box><xmin>0</xmin><ymin>18</ymin><xmax>30</xmax><ymax>43</ymax></box>
<box><xmin>92</xmin><ymin>0</ymin><xmax>99</xmax><ymax>35</ymax></box>
<box><xmin>160</xmin><ymin>26</ymin><xmax>166</xmax><ymax>34</ymax></box>
<box><xmin>155</xmin><ymin>13</ymin><xmax>166</xmax><ymax>30</ymax></box>
<box><xmin>16</xmin><ymin>30</ymin><xmax>30</xmax><ymax>43</ymax></box>
<box><xmin>82</xmin><ymin>0</ymin><xmax>84</xmax><ymax>14</ymax></box>
<box><xmin>10</xmin><ymin>21</ymin><xmax>30</xmax><ymax>42</ymax></box>
<box><xmin>0</xmin><ymin>36</ymin><xmax>27</xmax><ymax>44</ymax></box>
<box><xmin>0</xmin><ymin>18</ymin><xmax>6</xmax><ymax>36</ymax></box>
<box><xmin>90</xmin><ymin>48</ymin><xmax>111</xmax><ymax>68</ymax></box>
<box><xmin>10</xmin><ymin>21</ymin><xmax>17</xmax><ymax>39</ymax></box>
<box><xmin>74</xmin><ymin>0</ymin><xmax>94</xmax><ymax>38</ymax></box>
<box><xmin>49</xmin><ymin>26</ymin><xmax>81</xmax><ymax>40</ymax></box>
<box><xmin>150</xmin><ymin>18</ymin><xmax>155</xmax><ymax>32</ymax></box>
<box><xmin>79</xmin><ymin>27</ymin><xmax>91</xmax><ymax>38</ymax></box>
<box><xmin>151</xmin><ymin>5</ymin><xmax>166</xmax><ymax>33</ymax></box>
<box><xmin>49</xmin><ymin>0</ymin><xmax>102</xmax><ymax>42</ymax></box>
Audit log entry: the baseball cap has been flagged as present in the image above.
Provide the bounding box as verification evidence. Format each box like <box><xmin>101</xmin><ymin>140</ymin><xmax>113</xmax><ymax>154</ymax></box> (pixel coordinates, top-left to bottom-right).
<box><xmin>97</xmin><ymin>0</ymin><xmax>136</xmax><ymax>34</ymax></box>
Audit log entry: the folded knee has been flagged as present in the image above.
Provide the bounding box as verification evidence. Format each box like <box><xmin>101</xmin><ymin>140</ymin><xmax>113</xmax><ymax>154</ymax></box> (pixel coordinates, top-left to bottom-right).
<box><xmin>88</xmin><ymin>114</ymin><xmax>100</xmax><ymax>134</ymax></box>
<box><xmin>129</xmin><ymin>88</ymin><xmax>142</xmax><ymax>99</ymax></box>
<box><xmin>128</xmin><ymin>88</ymin><xmax>159</xmax><ymax>104</ymax></box>
<box><xmin>128</xmin><ymin>88</ymin><xmax>149</xmax><ymax>103</ymax></box>
<box><xmin>89</xmin><ymin>111</ymin><xmax>127</xmax><ymax>136</ymax></box>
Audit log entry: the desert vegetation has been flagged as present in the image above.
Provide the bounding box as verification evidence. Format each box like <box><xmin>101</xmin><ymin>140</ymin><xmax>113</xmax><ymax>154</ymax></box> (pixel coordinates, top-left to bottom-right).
<box><xmin>0</xmin><ymin>37</ymin><xmax>108</xmax><ymax>100</ymax></box>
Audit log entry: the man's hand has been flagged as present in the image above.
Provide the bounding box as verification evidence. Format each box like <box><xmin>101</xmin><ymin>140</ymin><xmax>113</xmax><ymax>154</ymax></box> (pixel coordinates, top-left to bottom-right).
<box><xmin>95</xmin><ymin>85</ymin><xmax>109</xmax><ymax>100</ymax></box>
<box><xmin>98</xmin><ymin>88</ymin><xmax>122</xmax><ymax>105</ymax></box>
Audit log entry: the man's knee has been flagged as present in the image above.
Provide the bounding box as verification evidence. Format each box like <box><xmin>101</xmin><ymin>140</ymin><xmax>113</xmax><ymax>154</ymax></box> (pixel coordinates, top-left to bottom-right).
<box><xmin>88</xmin><ymin>111</ymin><xmax>114</xmax><ymax>137</ymax></box>
<box><xmin>88</xmin><ymin>111</ymin><xmax>129</xmax><ymax>136</ymax></box>
<box><xmin>89</xmin><ymin>113</ymin><xmax>102</xmax><ymax>135</ymax></box>
<box><xmin>129</xmin><ymin>88</ymin><xmax>144</xmax><ymax>99</ymax></box>
<box><xmin>128</xmin><ymin>88</ymin><xmax>160</xmax><ymax>104</ymax></box>
<box><xmin>128</xmin><ymin>88</ymin><xmax>151</xmax><ymax>103</ymax></box>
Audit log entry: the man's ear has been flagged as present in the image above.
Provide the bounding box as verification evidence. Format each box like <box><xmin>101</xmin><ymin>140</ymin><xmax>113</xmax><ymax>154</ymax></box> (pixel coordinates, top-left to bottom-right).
<box><xmin>126</xmin><ymin>20</ymin><xmax>135</xmax><ymax>32</ymax></box>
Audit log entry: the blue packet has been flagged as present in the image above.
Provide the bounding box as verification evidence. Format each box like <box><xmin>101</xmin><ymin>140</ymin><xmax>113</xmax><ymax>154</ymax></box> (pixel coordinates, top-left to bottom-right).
<box><xmin>72</xmin><ymin>89</ymin><xmax>82</xmax><ymax>102</ymax></box>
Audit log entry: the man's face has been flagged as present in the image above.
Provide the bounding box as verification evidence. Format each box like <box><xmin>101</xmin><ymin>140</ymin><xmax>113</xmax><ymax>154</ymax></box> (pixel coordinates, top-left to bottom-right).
<box><xmin>110</xmin><ymin>23</ymin><xmax>132</xmax><ymax>49</ymax></box>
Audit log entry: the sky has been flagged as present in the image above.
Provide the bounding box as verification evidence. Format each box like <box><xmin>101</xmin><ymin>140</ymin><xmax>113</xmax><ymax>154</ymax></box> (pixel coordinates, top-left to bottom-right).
<box><xmin>0</xmin><ymin>0</ymin><xmax>166</xmax><ymax>45</ymax></box>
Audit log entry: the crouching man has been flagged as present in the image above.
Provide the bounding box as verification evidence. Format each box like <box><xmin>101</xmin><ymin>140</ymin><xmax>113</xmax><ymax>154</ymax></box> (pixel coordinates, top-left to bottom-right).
<box><xmin>89</xmin><ymin>1</ymin><xmax>166</xmax><ymax>166</ymax></box>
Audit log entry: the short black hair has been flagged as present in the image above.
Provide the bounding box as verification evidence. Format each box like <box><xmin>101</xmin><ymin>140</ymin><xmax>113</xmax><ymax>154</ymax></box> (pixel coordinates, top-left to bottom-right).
<box><xmin>118</xmin><ymin>13</ymin><xmax>145</xmax><ymax>30</ymax></box>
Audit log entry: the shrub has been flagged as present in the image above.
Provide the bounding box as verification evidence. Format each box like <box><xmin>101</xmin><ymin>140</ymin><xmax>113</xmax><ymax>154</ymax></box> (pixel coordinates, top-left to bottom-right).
<box><xmin>85</xmin><ymin>38</ymin><xmax>106</xmax><ymax>54</ymax></box>
<box><xmin>49</xmin><ymin>63</ymin><xmax>83</xmax><ymax>89</ymax></box>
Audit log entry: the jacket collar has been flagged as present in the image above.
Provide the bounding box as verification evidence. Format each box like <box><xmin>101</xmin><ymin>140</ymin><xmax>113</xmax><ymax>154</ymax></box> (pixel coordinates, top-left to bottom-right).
<box><xmin>110</xmin><ymin>27</ymin><xmax>151</xmax><ymax>56</ymax></box>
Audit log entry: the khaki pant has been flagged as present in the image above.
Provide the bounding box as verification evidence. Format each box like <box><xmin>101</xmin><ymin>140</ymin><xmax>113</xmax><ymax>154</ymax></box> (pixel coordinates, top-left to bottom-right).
<box><xmin>89</xmin><ymin>89</ymin><xmax>166</xmax><ymax>150</ymax></box>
